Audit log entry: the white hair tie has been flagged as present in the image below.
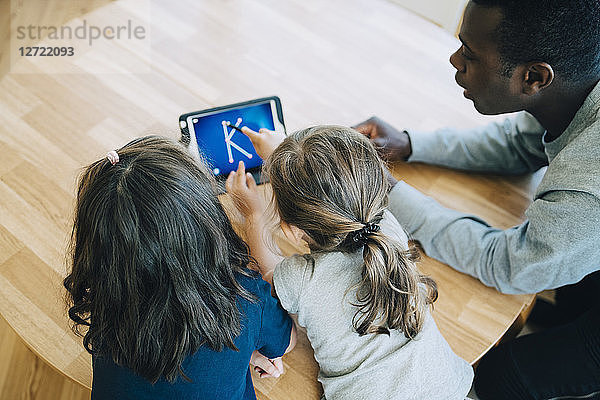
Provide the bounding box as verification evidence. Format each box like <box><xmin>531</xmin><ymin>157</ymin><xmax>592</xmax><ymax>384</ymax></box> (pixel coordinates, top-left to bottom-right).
<box><xmin>106</xmin><ymin>150</ymin><xmax>119</xmax><ymax>165</ymax></box>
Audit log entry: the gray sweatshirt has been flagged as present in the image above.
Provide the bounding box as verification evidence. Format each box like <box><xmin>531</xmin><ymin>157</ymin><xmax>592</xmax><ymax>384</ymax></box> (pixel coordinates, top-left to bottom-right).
<box><xmin>387</xmin><ymin>80</ymin><xmax>600</xmax><ymax>294</ymax></box>
<box><xmin>273</xmin><ymin>211</ymin><xmax>474</xmax><ymax>400</ymax></box>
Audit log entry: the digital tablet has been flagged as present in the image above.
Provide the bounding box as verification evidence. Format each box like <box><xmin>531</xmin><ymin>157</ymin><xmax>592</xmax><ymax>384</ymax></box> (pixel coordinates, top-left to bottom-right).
<box><xmin>179</xmin><ymin>96</ymin><xmax>286</xmax><ymax>183</ymax></box>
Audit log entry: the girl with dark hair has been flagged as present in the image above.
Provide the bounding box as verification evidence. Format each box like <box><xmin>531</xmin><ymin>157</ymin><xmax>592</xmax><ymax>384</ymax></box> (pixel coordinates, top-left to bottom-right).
<box><xmin>227</xmin><ymin>126</ymin><xmax>473</xmax><ymax>399</ymax></box>
<box><xmin>64</xmin><ymin>136</ymin><xmax>295</xmax><ymax>400</ymax></box>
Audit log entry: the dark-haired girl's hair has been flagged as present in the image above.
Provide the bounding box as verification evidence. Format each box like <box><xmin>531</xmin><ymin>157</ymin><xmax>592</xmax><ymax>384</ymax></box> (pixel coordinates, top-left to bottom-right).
<box><xmin>64</xmin><ymin>136</ymin><xmax>256</xmax><ymax>383</ymax></box>
<box><xmin>265</xmin><ymin>126</ymin><xmax>437</xmax><ymax>337</ymax></box>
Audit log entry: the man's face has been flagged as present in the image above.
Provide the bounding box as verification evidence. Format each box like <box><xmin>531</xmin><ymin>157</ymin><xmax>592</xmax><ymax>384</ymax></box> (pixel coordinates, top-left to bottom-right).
<box><xmin>449</xmin><ymin>2</ymin><xmax>525</xmax><ymax>115</ymax></box>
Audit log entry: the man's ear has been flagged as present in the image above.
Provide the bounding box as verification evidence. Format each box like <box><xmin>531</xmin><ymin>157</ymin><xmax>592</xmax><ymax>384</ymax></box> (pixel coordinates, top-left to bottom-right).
<box><xmin>280</xmin><ymin>222</ymin><xmax>305</xmax><ymax>245</ymax></box>
<box><xmin>522</xmin><ymin>62</ymin><xmax>554</xmax><ymax>95</ymax></box>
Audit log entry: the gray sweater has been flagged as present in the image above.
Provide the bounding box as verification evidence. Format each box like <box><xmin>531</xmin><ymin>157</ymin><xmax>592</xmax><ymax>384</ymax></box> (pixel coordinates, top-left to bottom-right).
<box><xmin>388</xmin><ymin>80</ymin><xmax>600</xmax><ymax>294</ymax></box>
<box><xmin>273</xmin><ymin>211</ymin><xmax>474</xmax><ymax>400</ymax></box>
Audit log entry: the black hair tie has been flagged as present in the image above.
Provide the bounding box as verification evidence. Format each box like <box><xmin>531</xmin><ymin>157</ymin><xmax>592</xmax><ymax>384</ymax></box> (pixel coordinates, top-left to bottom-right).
<box><xmin>351</xmin><ymin>222</ymin><xmax>381</xmax><ymax>245</ymax></box>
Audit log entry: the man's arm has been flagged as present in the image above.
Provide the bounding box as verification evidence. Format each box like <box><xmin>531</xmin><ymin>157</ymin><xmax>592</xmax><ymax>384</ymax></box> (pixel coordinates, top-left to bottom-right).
<box><xmin>407</xmin><ymin>112</ymin><xmax>548</xmax><ymax>174</ymax></box>
<box><xmin>388</xmin><ymin>182</ymin><xmax>599</xmax><ymax>294</ymax></box>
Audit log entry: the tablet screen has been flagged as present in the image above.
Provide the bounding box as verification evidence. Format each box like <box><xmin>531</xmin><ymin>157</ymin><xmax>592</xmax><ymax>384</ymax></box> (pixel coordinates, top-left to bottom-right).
<box><xmin>190</xmin><ymin>101</ymin><xmax>275</xmax><ymax>176</ymax></box>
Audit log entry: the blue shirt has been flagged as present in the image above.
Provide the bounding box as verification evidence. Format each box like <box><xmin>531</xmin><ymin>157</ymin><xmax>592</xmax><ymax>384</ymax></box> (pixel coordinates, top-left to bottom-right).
<box><xmin>91</xmin><ymin>272</ymin><xmax>292</xmax><ymax>400</ymax></box>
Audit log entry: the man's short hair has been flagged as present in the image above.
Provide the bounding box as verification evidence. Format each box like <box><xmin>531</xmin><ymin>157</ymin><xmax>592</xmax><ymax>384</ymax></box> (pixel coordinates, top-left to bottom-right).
<box><xmin>472</xmin><ymin>0</ymin><xmax>600</xmax><ymax>81</ymax></box>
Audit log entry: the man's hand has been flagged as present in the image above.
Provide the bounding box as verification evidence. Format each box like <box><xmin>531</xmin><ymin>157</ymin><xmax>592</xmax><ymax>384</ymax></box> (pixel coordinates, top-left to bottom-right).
<box><xmin>250</xmin><ymin>350</ymin><xmax>284</xmax><ymax>379</ymax></box>
<box><xmin>241</xmin><ymin>127</ymin><xmax>286</xmax><ymax>160</ymax></box>
<box><xmin>225</xmin><ymin>161</ymin><xmax>267</xmax><ymax>220</ymax></box>
<box><xmin>353</xmin><ymin>116</ymin><xmax>412</xmax><ymax>162</ymax></box>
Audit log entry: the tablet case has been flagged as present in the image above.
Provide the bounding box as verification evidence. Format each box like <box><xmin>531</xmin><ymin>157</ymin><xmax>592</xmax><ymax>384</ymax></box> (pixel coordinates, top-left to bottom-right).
<box><xmin>178</xmin><ymin>96</ymin><xmax>285</xmax><ymax>191</ymax></box>
<box><xmin>179</xmin><ymin>96</ymin><xmax>285</xmax><ymax>147</ymax></box>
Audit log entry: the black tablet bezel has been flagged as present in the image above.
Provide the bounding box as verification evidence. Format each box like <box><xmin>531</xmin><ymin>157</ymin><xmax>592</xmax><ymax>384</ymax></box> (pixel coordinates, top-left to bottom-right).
<box><xmin>179</xmin><ymin>96</ymin><xmax>285</xmax><ymax>182</ymax></box>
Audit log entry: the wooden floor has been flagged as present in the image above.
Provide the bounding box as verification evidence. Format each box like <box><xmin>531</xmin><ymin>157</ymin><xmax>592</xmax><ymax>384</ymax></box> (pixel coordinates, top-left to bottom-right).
<box><xmin>1</xmin><ymin>1</ymin><xmax>107</xmax><ymax>399</ymax></box>
<box><xmin>0</xmin><ymin>315</ymin><xmax>90</xmax><ymax>400</ymax></box>
<box><xmin>0</xmin><ymin>0</ymin><xmax>540</xmax><ymax>399</ymax></box>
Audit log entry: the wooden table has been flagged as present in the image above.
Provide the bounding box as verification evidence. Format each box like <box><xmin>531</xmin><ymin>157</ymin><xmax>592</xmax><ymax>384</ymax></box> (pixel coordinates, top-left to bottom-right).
<box><xmin>0</xmin><ymin>0</ymin><xmax>537</xmax><ymax>398</ymax></box>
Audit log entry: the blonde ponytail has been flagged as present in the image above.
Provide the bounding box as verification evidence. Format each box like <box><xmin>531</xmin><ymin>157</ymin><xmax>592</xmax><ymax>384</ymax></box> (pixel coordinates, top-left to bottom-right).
<box><xmin>265</xmin><ymin>125</ymin><xmax>438</xmax><ymax>338</ymax></box>
<box><xmin>355</xmin><ymin>229</ymin><xmax>437</xmax><ymax>337</ymax></box>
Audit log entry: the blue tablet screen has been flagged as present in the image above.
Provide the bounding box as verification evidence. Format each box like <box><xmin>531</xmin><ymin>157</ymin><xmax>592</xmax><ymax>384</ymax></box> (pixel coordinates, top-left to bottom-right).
<box><xmin>192</xmin><ymin>102</ymin><xmax>275</xmax><ymax>176</ymax></box>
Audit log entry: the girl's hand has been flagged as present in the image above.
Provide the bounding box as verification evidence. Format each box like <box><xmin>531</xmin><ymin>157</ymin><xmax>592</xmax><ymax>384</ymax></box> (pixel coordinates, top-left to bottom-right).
<box><xmin>225</xmin><ymin>161</ymin><xmax>266</xmax><ymax>219</ymax></box>
<box><xmin>241</xmin><ymin>127</ymin><xmax>285</xmax><ymax>160</ymax></box>
<box><xmin>250</xmin><ymin>350</ymin><xmax>284</xmax><ymax>378</ymax></box>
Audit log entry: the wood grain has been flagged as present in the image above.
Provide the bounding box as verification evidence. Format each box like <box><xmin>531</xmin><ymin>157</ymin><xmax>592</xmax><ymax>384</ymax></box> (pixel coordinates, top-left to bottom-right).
<box><xmin>0</xmin><ymin>315</ymin><xmax>90</xmax><ymax>400</ymax></box>
<box><xmin>0</xmin><ymin>0</ymin><xmax>538</xmax><ymax>398</ymax></box>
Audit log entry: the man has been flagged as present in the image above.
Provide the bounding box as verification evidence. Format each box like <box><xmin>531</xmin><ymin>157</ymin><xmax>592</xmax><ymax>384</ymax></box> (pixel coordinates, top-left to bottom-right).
<box><xmin>355</xmin><ymin>0</ymin><xmax>600</xmax><ymax>398</ymax></box>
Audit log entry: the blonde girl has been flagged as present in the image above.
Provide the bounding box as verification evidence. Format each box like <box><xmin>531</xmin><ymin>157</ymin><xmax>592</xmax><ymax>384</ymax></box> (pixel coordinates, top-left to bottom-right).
<box><xmin>227</xmin><ymin>126</ymin><xmax>473</xmax><ymax>399</ymax></box>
